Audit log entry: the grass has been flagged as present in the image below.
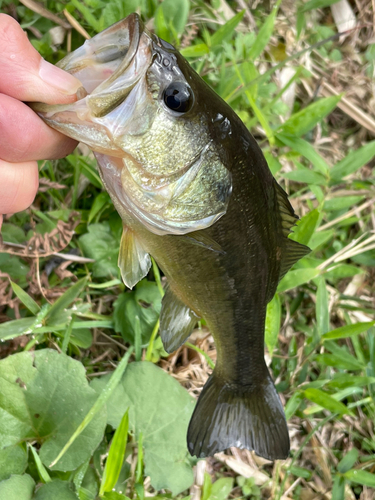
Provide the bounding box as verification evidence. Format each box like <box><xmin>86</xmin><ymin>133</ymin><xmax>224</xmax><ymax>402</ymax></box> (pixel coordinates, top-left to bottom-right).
<box><xmin>0</xmin><ymin>0</ymin><xmax>375</xmax><ymax>499</ymax></box>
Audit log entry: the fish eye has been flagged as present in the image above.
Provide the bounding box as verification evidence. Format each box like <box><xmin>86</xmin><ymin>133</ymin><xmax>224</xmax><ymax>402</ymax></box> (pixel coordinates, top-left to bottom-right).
<box><xmin>163</xmin><ymin>82</ymin><xmax>193</xmax><ymax>113</ymax></box>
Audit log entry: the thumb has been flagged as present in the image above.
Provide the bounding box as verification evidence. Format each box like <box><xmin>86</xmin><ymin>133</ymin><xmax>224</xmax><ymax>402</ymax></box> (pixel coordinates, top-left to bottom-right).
<box><xmin>0</xmin><ymin>14</ymin><xmax>83</xmax><ymax>104</ymax></box>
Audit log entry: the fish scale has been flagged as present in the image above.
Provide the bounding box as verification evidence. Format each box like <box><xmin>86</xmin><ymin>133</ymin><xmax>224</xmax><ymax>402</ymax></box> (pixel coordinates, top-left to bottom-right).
<box><xmin>31</xmin><ymin>13</ymin><xmax>310</xmax><ymax>460</ymax></box>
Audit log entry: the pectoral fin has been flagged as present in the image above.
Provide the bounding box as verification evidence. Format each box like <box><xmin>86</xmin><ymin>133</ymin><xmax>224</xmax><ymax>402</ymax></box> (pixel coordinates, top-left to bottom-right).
<box><xmin>118</xmin><ymin>226</ymin><xmax>151</xmax><ymax>289</ymax></box>
<box><xmin>160</xmin><ymin>286</ymin><xmax>199</xmax><ymax>353</ymax></box>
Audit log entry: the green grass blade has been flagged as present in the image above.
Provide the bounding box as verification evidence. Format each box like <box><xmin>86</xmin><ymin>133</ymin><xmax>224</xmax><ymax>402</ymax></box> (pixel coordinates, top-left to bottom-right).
<box><xmin>330</xmin><ymin>141</ymin><xmax>375</xmax><ymax>181</ymax></box>
<box><xmin>316</xmin><ymin>277</ymin><xmax>329</xmax><ymax>336</ymax></box>
<box><xmin>322</xmin><ymin>321</ymin><xmax>375</xmax><ymax>341</ymax></box>
<box><xmin>210</xmin><ymin>10</ymin><xmax>245</xmax><ymax>47</ymax></box>
<box><xmin>276</xmin><ymin>134</ymin><xmax>330</xmax><ymax>175</ymax></box>
<box><xmin>344</xmin><ymin>470</ymin><xmax>375</xmax><ymax>488</ymax></box>
<box><xmin>248</xmin><ymin>0</ymin><xmax>281</xmax><ymax>60</ymax></box>
<box><xmin>49</xmin><ymin>347</ymin><xmax>134</xmax><ymax>468</ymax></box>
<box><xmin>45</xmin><ymin>277</ymin><xmax>89</xmax><ymax>325</ymax></box>
<box><xmin>29</xmin><ymin>444</ymin><xmax>51</xmax><ymax>483</ymax></box>
<box><xmin>11</xmin><ymin>281</ymin><xmax>40</xmax><ymax>315</ymax></box>
<box><xmin>99</xmin><ymin>409</ymin><xmax>129</xmax><ymax>496</ymax></box>
<box><xmin>277</xmin><ymin>95</ymin><xmax>342</xmax><ymax>137</ymax></box>
<box><xmin>265</xmin><ymin>293</ymin><xmax>281</xmax><ymax>357</ymax></box>
<box><xmin>304</xmin><ymin>388</ymin><xmax>352</xmax><ymax>415</ymax></box>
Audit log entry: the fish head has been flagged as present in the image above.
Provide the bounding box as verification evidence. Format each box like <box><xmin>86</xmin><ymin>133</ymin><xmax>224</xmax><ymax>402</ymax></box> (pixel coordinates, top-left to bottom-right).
<box><xmin>32</xmin><ymin>14</ymin><xmax>232</xmax><ymax>235</ymax></box>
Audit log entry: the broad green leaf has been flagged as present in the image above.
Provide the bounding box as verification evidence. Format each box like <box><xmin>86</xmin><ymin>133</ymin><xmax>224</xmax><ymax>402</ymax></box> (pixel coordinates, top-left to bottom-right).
<box><xmin>324</xmin><ymin>195</ymin><xmax>365</xmax><ymax>212</ymax></box>
<box><xmin>0</xmin><ymin>254</ymin><xmax>29</xmax><ymax>287</ymax></box>
<box><xmin>92</xmin><ymin>362</ymin><xmax>195</xmax><ymax>496</ymax></box>
<box><xmin>300</xmin><ymin>0</ymin><xmax>340</xmax><ymax>12</ymax></box>
<box><xmin>322</xmin><ymin>322</ymin><xmax>375</xmax><ymax>340</ymax></box>
<box><xmin>210</xmin><ymin>10</ymin><xmax>245</xmax><ymax>47</ymax></box>
<box><xmin>0</xmin><ymin>445</ymin><xmax>28</xmax><ymax>481</ymax></box>
<box><xmin>330</xmin><ymin>141</ymin><xmax>375</xmax><ymax>180</ymax></box>
<box><xmin>0</xmin><ymin>349</ymin><xmax>106</xmax><ymax>471</ymax></box>
<box><xmin>248</xmin><ymin>0</ymin><xmax>281</xmax><ymax>60</ymax></box>
<box><xmin>46</xmin><ymin>277</ymin><xmax>88</xmax><ymax>325</ymax></box>
<box><xmin>10</xmin><ymin>282</ymin><xmax>40</xmax><ymax>315</ymax></box>
<box><xmin>210</xmin><ymin>477</ymin><xmax>234</xmax><ymax>500</ymax></box>
<box><xmin>278</xmin><ymin>95</ymin><xmax>341</xmax><ymax>137</ymax></box>
<box><xmin>277</xmin><ymin>268</ymin><xmax>319</xmax><ymax>292</ymax></box>
<box><xmin>113</xmin><ymin>280</ymin><xmax>161</xmax><ymax>345</ymax></box>
<box><xmin>0</xmin><ymin>474</ymin><xmax>35</xmax><ymax>500</ymax></box>
<box><xmin>0</xmin><ymin>223</ymin><xmax>26</xmax><ymax>243</ymax></box>
<box><xmin>33</xmin><ymin>479</ymin><xmax>79</xmax><ymax>499</ymax></box>
<box><xmin>316</xmin><ymin>277</ymin><xmax>329</xmax><ymax>336</ymax></box>
<box><xmin>344</xmin><ymin>469</ymin><xmax>375</xmax><ymax>488</ymax></box>
<box><xmin>79</xmin><ymin>223</ymin><xmax>120</xmax><ymax>278</ymax></box>
<box><xmin>276</xmin><ymin>134</ymin><xmax>330</xmax><ymax>175</ymax></box>
<box><xmin>304</xmin><ymin>388</ymin><xmax>351</xmax><ymax>415</ymax></box>
<box><xmin>337</xmin><ymin>448</ymin><xmax>358</xmax><ymax>473</ymax></box>
<box><xmin>180</xmin><ymin>43</ymin><xmax>209</xmax><ymax>58</ymax></box>
<box><xmin>100</xmin><ymin>410</ymin><xmax>129</xmax><ymax>495</ymax></box>
<box><xmin>265</xmin><ymin>293</ymin><xmax>281</xmax><ymax>357</ymax></box>
<box><xmin>290</xmin><ymin>209</ymin><xmax>320</xmax><ymax>246</ymax></box>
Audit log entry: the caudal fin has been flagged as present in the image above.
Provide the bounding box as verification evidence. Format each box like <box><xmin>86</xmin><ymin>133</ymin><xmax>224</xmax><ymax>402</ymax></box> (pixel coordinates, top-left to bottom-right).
<box><xmin>187</xmin><ymin>370</ymin><xmax>290</xmax><ymax>460</ymax></box>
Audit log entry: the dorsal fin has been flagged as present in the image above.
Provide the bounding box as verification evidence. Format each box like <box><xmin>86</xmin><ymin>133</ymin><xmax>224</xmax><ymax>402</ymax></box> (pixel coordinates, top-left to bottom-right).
<box><xmin>274</xmin><ymin>180</ymin><xmax>310</xmax><ymax>280</ymax></box>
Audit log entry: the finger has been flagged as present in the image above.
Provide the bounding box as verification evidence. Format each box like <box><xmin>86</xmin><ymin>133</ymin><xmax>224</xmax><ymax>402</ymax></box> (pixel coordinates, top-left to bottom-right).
<box><xmin>0</xmin><ymin>94</ymin><xmax>77</xmax><ymax>162</ymax></box>
<box><xmin>0</xmin><ymin>14</ymin><xmax>83</xmax><ymax>104</ymax></box>
<box><xmin>0</xmin><ymin>160</ymin><xmax>39</xmax><ymax>214</ymax></box>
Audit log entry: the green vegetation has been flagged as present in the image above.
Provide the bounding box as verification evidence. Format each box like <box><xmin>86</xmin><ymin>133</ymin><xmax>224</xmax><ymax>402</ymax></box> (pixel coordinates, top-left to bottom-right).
<box><xmin>0</xmin><ymin>0</ymin><xmax>374</xmax><ymax>498</ymax></box>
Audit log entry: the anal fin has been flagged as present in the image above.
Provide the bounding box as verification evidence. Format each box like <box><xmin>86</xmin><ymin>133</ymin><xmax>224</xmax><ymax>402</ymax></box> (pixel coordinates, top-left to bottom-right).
<box><xmin>160</xmin><ymin>285</ymin><xmax>199</xmax><ymax>353</ymax></box>
<box><xmin>118</xmin><ymin>226</ymin><xmax>151</xmax><ymax>289</ymax></box>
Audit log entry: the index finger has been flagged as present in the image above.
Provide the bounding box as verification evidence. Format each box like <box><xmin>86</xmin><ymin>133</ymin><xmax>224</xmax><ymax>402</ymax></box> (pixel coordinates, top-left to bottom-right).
<box><xmin>0</xmin><ymin>14</ymin><xmax>83</xmax><ymax>104</ymax></box>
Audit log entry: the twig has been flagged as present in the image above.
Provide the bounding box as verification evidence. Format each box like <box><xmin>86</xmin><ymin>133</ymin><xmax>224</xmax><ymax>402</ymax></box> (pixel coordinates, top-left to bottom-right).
<box><xmin>63</xmin><ymin>9</ymin><xmax>91</xmax><ymax>40</ymax></box>
<box><xmin>18</xmin><ymin>0</ymin><xmax>70</xmax><ymax>29</ymax></box>
<box><xmin>1</xmin><ymin>241</ymin><xmax>94</xmax><ymax>263</ymax></box>
<box><xmin>318</xmin><ymin>198</ymin><xmax>375</xmax><ymax>231</ymax></box>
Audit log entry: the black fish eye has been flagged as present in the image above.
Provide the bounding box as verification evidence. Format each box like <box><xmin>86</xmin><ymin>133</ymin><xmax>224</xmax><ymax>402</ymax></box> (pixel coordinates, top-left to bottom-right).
<box><xmin>163</xmin><ymin>82</ymin><xmax>193</xmax><ymax>113</ymax></box>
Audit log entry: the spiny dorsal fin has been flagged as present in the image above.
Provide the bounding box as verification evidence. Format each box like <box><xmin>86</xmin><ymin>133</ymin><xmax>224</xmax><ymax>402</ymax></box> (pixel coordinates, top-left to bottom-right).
<box><xmin>274</xmin><ymin>180</ymin><xmax>310</xmax><ymax>280</ymax></box>
<box><xmin>160</xmin><ymin>285</ymin><xmax>199</xmax><ymax>353</ymax></box>
<box><xmin>118</xmin><ymin>226</ymin><xmax>151</xmax><ymax>289</ymax></box>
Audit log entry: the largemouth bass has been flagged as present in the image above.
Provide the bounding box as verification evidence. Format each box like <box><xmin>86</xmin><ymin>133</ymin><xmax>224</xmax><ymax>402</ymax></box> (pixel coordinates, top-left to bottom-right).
<box><xmin>32</xmin><ymin>14</ymin><xmax>309</xmax><ymax>460</ymax></box>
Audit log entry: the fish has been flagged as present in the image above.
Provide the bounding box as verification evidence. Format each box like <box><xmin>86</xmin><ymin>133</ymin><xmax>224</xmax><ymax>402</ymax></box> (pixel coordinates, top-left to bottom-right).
<box><xmin>31</xmin><ymin>13</ymin><xmax>310</xmax><ymax>460</ymax></box>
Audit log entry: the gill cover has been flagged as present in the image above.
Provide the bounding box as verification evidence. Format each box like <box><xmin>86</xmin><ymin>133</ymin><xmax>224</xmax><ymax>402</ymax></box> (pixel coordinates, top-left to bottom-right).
<box><xmin>31</xmin><ymin>14</ymin><xmax>232</xmax><ymax>236</ymax></box>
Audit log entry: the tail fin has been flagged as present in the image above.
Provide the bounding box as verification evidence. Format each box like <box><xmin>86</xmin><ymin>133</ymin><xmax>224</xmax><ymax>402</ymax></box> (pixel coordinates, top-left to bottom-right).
<box><xmin>187</xmin><ymin>370</ymin><xmax>290</xmax><ymax>460</ymax></box>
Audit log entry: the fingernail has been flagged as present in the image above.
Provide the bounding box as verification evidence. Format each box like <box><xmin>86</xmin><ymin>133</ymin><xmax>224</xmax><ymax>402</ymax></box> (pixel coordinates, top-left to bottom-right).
<box><xmin>39</xmin><ymin>59</ymin><xmax>82</xmax><ymax>95</ymax></box>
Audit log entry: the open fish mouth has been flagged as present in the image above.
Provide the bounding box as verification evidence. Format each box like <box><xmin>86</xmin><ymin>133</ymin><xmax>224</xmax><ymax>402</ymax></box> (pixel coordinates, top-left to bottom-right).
<box><xmin>30</xmin><ymin>14</ymin><xmax>153</xmax><ymax>156</ymax></box>
<box><xmin>31</xmin><ymin>14</ymin><xmax>232</xmax><ymax>236</ymax></box>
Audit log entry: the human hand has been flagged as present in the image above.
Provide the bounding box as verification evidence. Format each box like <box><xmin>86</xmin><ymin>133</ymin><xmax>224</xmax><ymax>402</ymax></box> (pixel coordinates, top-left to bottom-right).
<box><xmin>0</xmin><ymin>14</ymin><xmax>83</xmax><ymax>230</ymax></box>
